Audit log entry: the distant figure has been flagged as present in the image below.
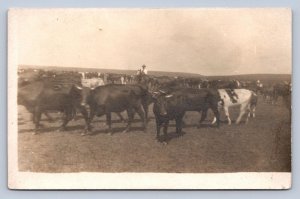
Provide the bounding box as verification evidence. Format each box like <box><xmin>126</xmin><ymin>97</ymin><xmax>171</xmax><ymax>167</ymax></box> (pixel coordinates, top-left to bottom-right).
<box><xmin>120</xmin><ymin>76</ymin><xmax>126</xmax><ymax>84</ymax></box>
<box><xmin>79</xmin><ymin>72</ymin><xmax>86</xmax><ymax>79</ymax></box>
<box><xmin>137</xmin><ymin>64</ymin><xmax>148</xmax><ymax>75</ymax></box>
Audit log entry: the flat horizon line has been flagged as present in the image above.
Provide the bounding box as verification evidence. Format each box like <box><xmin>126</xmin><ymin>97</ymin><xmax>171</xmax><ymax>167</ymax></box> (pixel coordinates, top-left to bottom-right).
<box><xmin>18</xmin><ymin>64</ymin><xmax>291</xmax><ymax>77</ymax></box>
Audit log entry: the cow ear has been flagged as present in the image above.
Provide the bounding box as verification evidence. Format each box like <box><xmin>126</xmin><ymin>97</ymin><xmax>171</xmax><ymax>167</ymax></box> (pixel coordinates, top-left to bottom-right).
<box><xmin>165</xmin><ymin>94</ymin><xmax>173</xmax><ymax>98</ymax></box>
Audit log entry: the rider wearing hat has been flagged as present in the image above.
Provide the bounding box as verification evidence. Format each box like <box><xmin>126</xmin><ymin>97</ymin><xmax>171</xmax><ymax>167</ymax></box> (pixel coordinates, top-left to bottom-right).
<box><xmin>137</xmin><ymin>64</ymin><xmax>148</xmax><ymax>75</ymax></box>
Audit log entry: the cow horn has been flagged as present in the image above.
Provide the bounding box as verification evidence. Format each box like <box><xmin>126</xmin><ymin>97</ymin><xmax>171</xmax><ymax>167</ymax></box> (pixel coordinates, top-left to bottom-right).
<box><xmin>159</xmin><ymin>89</ymin><xmax>167</xmax><ymax>94</ymax></box>
<box><xmin>75</xmin><ymin>85</ymin><xmax>83</xmax><ymax>90</ymax></box>
<box><xmin>165</xmin><ymin>94</ymin><xmax>173</xmax><ymax>98</ymax></box>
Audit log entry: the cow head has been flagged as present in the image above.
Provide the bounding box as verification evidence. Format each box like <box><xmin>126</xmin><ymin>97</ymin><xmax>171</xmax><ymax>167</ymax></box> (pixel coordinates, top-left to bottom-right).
<box><xmin>70</xmin><ymin>84</ymin><xmax>95</xmax><ymax>107</ymax></box>
<box><xmin>152</xmin><ymin>90</ymin><xmax>173</xmax><ymax>116</ymax></box>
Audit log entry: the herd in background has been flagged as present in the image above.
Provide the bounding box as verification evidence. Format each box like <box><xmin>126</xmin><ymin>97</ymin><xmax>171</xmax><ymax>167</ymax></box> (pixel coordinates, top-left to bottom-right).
<box><xmin>17</xmin><ymin>68</ymin><xmax>291</xmax><ymax>143</ymax></box>
<box><xmin>18</xmin><ymin>68</ymin><xmax>291</xmax><ymax>107</ymax></box>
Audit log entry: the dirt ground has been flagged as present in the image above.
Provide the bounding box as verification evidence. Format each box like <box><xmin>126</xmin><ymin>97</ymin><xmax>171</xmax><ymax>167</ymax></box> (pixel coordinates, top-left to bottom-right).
<box><xmin>17</xmin><ymin>96</ymin><xmax>291</xmax><ymax>173</ymax></box>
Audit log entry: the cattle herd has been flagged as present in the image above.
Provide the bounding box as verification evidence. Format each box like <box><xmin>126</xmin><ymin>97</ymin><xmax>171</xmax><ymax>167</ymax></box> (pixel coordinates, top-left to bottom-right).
<box><xmin>18</xmin><ymin>68</ymin><xmax>291</xmax><ymax>144</ymax></box>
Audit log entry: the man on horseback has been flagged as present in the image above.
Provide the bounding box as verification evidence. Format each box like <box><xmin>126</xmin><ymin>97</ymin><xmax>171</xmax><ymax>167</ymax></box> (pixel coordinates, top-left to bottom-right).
<box><xmin>137</xmin><ymin>64</ymin><xmax>148</xmax><ymax>75</ymax></box>
<box><xmin>136</xmin><ymin>64</ymin><xmax>148</xmax><ymax>84</ymax></box>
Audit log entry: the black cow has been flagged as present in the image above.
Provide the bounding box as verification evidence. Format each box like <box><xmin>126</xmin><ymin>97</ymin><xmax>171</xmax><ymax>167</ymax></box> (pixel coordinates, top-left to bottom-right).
<box><xmin>152</xmin><ymin>88</ymin><xmax>221</xmax><ymax>143</ymax></box>
<box><xmin>73</xmin><ymin>84</ymin><xmax>149</xmax><ymax>135</ymax></box>
<box><xmin>273</xmin><ymin>82</ymin><xmax>291</xmax><ymax>104</ymax></box>
<box><xmin>207</xmin><ymin>79</ymin><xmax>240</xmax><ymax>89</ymax></box>
<box><xmin>18</xmin><ymin>81</ymin><xmax>88</xmax><ymax>133</ymax></box>
<box><xmin>240</xmin><ymin>80</ymin><xmax>263</xmax><ymax>94</ymax></box>
<box><xmin>261</xmin><ymin>84</ymin><xmax>275</xmax><ymax>103</ymax></box>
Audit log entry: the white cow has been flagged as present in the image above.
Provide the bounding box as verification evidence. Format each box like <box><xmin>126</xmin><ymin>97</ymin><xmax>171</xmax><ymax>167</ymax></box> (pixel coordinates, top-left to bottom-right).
<box><xmin>81</xmin><ymin>78</ymin><xmax>105</xmax><ymax>89</ymax></box>
<box><xmin>78</xmin><ymin>72</ymin><xmax>86</xmax><ymax>79</ymax></box>
<box><xmin>120</xmin><ymin>76</ymin><xmax>126</xmax><ymax>84</ymax></box>
<box><xmin>212</xmin><ymin>89</ymin><xmax>257</xmax><ymax>125</ymax></box>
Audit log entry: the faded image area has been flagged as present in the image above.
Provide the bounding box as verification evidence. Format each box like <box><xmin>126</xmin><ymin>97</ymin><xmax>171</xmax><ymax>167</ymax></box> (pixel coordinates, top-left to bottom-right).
<box><xmin>9</xmin><ymin>8</ymin><xmax>291</xmax><ymax>188</ymax></box>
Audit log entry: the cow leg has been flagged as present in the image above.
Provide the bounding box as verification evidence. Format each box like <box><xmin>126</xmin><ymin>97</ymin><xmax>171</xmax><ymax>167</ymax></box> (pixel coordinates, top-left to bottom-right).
<box><xmin>273</xmin><ymin>93</ymin><xmax>278</xmax><ymax>105</ymax></box>
<box><xmin>71</xmin><ymin>108</ymin><xmax>77</xmax><ymax>121</ymax></box>
<box><xmin>117</xmin><ymin>113</ymin><xmax>125</xmax><ymax>123</ymax></box>
<box><xmin>134</xmin><ymin>105</ymin><xmax>146</xmax><ymax>131</ymax></box>
<box><xmin>142</xmin><ymin>101</ymin><xmax>149</xmax><ymax>123</ymax></box>
<box><xmin>176</xmin><ymin>115</ymin><xmax>184</xmax><ymax>135</ymax></box>
<box><xmin>31</xmin><ymin>113</ymin><xmax>36</xmax><ymax>124</ymax></box>
<box><xmin>80</xmin><ymin>107</ymin><xmax>92</xmax><ymax>135</ymax></box>
<box><xmin>162</xmin><ymin>120</ymin><xmax>169</xmax><ymax>144</ymax></box>
<box><xmin>106</xmin><ymin>112</ymin><xmax>113</xmax><ymax>135</ymax></box>
<box><xmin>198</xmin><ymin>110</ymin><xmax>207</xmax><ymax>128</ymax></box>
<box><xmin>246</xmin><ymin>104</ymin><xmax>252</xmax><ymax>124</ymax></box>
<box><xmin>123</xmin><ymin>109</ymin><xmax>134</xmax><ymax>133</ymax></box>
<box><xmin>211</xmin><ymin>107</ymin><xmax>221</xmax><ymax>127</ymax></box>
<box><xmin>33</xmin><ymin>108</ymin><xmax>42</xmax><ymax>134</ymax></box>
<box><xmin>58</xmin><ymin>115</ymin><xmax>70</xmax><ymax>132</ymax></box>
<box><xmin>247</xmin><ymin>104</ymin><xmax>256</xmax><ymax>120</ymax></box>
<box><xmin>252</xmin><ymin>106</ymin><xmax>256</xmax><ymax>118</ymax></box>
<box><xmin>211</xmin><ymin>116</ymin><xmax>217</xmax><ymax>124</ymax></box>
<box><xmin>44</xmin><ymin>112</ymin><xmax>54</xmax><ymax>122</ymax></box>
<box><xmin>236</xmin><ymin>103</ymin><xmax>248</xmax><ymax>124</ymax></box>
<box><xmin>224</xmin><ymin>107</ymin><xmax>231</xmax><ymax>125</ymax></box>
<box><xmin>155</xmin><ymin>118</ymin><xmax>163</xmax><ymax>141</ymax></box>
<box><xmin>58</xmin><ymin>107</ymin><xmax>72</xmax><ymax>132</ymax></box>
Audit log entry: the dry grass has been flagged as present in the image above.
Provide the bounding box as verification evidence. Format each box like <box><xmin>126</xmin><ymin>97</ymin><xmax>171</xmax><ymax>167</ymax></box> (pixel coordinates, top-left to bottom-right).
<box><xmin>18</xmin><ymin>96</ymin><xmax>291</xmax><ymax>173</ymax></box>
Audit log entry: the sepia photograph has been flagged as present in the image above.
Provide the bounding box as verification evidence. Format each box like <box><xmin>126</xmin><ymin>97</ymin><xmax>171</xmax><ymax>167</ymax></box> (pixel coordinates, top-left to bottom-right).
<box><xmin>8</xmin><ymin>8</ymin><xmax>291</xmax><ymax>189</ymax></box>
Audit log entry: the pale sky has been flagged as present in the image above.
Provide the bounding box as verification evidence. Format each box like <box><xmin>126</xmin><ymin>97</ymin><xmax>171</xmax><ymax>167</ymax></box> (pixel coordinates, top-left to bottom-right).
<box><xmin>12</xmin><ymin>8</ymin><xmax>291</xmax><ymax>75</ymax></box>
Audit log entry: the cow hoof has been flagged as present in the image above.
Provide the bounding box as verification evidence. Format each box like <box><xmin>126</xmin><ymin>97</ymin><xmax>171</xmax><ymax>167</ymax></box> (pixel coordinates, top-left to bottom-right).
<box><xmin>177</xmin><ymin>133</ymin><xmax>184</xmax><ymax>137</ymax></box>
<box><xmin>122</xmin><ymin>127</ymin><xmax>130</xmax><ymax>133</ymax></box>
<box><xmin>101</xmin><ymin>123</ymin><xmax>109</xmax><ymax>128</ymax></box>
<box><xmin>143</xmin><ymin>127</ymin><xmax>147</xmax><ymax>133</ymax></box>
<box><xmin>57</xmin><ymin>128</ymin><xmax>66</xmax><ymax>132</ymax></box>
<box><xmin>82</xmin><ymin>131</ymin><xmax>93</xmax><ymax>136</ymax></box>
